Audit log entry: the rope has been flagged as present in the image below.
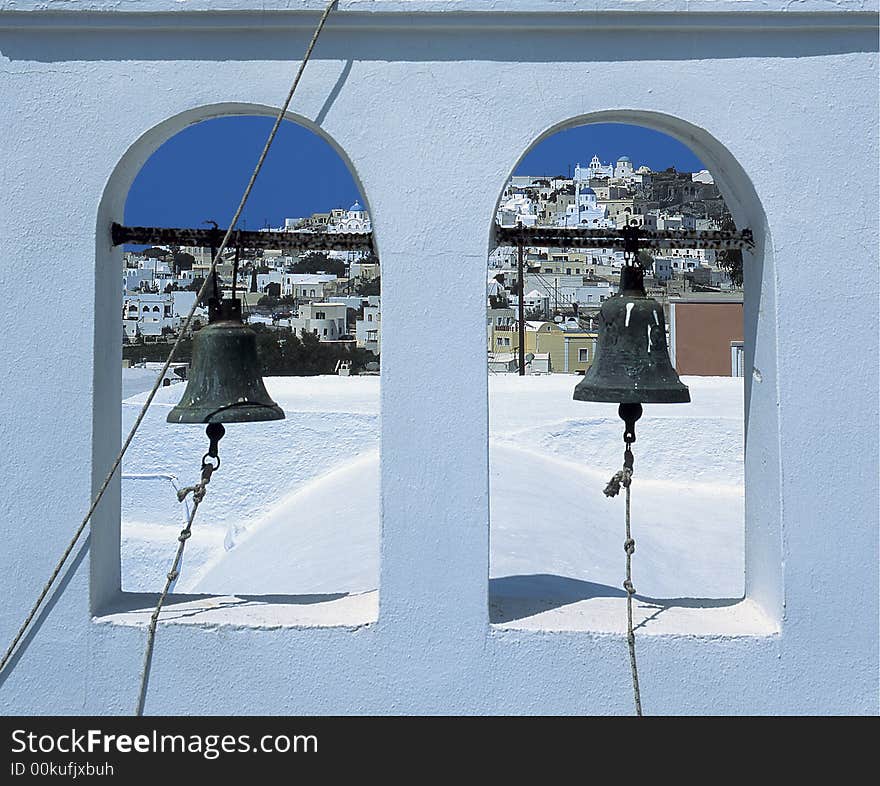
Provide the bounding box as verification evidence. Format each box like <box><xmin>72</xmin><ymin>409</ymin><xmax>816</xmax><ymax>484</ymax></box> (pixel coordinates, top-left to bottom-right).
<box><xmin>0</xmin><ymin>0</ymin><xmax>337</xmax><ymax>680</ymax></box>
<box><xmin>604</xmin><ymin>446</ymin><xmax>643</xmax><ymax>716</ymax></box>
<box><xmin>135</xmin><ymin>460</ymin><xmax>216</xmax><ymax>716</ymax></box>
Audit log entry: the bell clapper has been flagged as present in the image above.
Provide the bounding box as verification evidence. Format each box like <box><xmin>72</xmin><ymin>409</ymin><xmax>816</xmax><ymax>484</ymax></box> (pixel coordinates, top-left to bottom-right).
<box><xmin>619</xmin><ymin>402</ymin><xmax>642</xmax><ymax>446</ymax></box>
<box><xmin>203</xmin><ymin>422</ymin><xmax>225</xmax><ymax>471</ymax></box>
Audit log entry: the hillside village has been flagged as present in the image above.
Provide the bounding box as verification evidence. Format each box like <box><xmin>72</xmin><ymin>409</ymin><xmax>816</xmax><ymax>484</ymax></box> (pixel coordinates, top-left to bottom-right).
<box><xmin>122</xmin><ymin>153</ymin><xmax>745</xmax><ymax>379</ymax></box>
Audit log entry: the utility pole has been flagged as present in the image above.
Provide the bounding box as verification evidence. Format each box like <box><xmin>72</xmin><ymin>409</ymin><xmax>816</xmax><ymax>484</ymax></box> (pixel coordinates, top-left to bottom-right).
<box><xmin>517</xmin><ymin>239</ymin><xmax>525</xmax><ymax>376</ymax></box>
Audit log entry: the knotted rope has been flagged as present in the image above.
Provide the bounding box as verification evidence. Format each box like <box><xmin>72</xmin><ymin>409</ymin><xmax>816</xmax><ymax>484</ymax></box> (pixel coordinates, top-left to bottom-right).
<box><xmin>604</xmin><ymin>445</ymin><xmax>643</xmax><ymax>716</ymax></box>
<box><xmin>135</xmin><ymin>459</ymin><xmax>216</xmax><ymax>716</ymax></box>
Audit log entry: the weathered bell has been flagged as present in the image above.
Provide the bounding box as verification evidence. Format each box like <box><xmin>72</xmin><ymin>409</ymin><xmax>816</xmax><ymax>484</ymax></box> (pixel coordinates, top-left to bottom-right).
<box><xmin>574</xmin><ymin>264</ymin><xmax>690</xmax><ymax>404</ymax></box>
<box><xmin>167</xmin><ymin>299</ymin><xmax>285</xmax><ymax>423</ymax></box>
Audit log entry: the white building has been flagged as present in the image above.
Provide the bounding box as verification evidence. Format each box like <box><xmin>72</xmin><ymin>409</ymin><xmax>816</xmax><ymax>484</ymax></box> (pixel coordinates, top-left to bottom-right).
<box><xmin>631</xmin><ymin>164</ymin><xmax>653</xmax><ymax>185</ymax></box>
<box><xmin>654</xmin><ymin>257</ymin><xmax>674</xmax><ymax>282</ymax></box>
<box><xmin>121</xmin><ymin>291</ymin><xmax>198</xmax><ymax>341</ymax></box>
<box><xmin>256</xmin><ymin>270</ymin><xmax>284</xmax><ymax>294</ymax></box>
<box><xmin>583</xmin><ymin>155</ymin><xmax>614</xmax><ymax>180</ymax></box>
<box><xmin>123</xmin><ymin>256</ymin><xmax>174</xmax><ymax>293</ymax></box>
<box><xmin>522</xmin><ymin>274</ymin><xmax>612</xmax><ymax>309</ymax></box>
<box><xmin>287</xmin><ymin>301</ymin><xmax>348</xmax><ymax>342</ymax></box>
<box><xmin>355</xmin><ymin>302</ymin><xmax>381</xmax><ymax>354</ymax></box>
<box><xmin>522</xmin><ymin>289</ymin><xmax>549</xmax><ymax>314</ymax></box>
<box><xmin>613</xmin><ymin>155</ymin><xmax>634</xmax><ymax>180</ymax></box>
<box><xmin>692</xmin><ymin>169</ymin><xmax>715</xmax><ymax>184</ymax></box>
<box><xmin>328</xmin><ymin>295</ymin><xmax>365</xmax><ymax>310</ymax></box>
<box><xmin>658</xmin><ymin>247</ymin><xmax>717</xmax><ymax>270</ymax></box>
<box><xmin>574</xmin><ymin>279</ymin><xmax>613</xmax><ymax>306</ymax></box>
<box><xmin>496</xmin><ymin>190</ymin><xmax>538</xmax><ymax>227</ymax></box>
<box><xmin>644</xmin><ymin>211</ymin><xmax>715</xmax><ymax>239</ymax></box>
<box><xmin>328</xmin><ymin>200</ymin><xmax>371</xmax><ymax>233</ymax></box>
<box><xmin>556</xmin><ymin>183</ymin><xmax>614</xmax><ymax>228</ymax></box>
<box><xmin>283</xmin><ymin>273</ymin><xmax>337</xmax><ymax>299</ymax></box>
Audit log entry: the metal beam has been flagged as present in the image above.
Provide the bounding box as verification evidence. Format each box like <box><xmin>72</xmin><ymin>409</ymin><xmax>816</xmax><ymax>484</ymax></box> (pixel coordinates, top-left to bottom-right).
<box><xmin>517</xmin><ymin>242</ymin><xmax>525</xmax><ymax>376</ymax></box>
<box><xmin>111</xmin><ymin>223</ymin><xmax>376</xmax><ymax>253</ymax></box>
<box><xmin>112</xmin><ymin>222</ymin><xmax>753</xmax><ymax>255</ymax></box>
<box><xmin>495</xmin><ymin>225</ymin><xmax>754</xmax><ymax>251</ymax></box>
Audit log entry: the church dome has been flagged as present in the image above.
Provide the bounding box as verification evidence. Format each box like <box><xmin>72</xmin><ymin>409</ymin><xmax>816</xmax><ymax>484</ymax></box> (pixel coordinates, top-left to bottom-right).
<box><xmin>349</xmin><ymin>200</ymin><xmax>363</xmax><ymax>212</ymax></box>
<box><xmin>617</xmin><ymin>156</ymin><xmax>631</xmax><ymax>163</ymax></box>
<box><xmin>582</xmin><ymin>187</ymin><xmax>596</xmax><ymax>196</ymax></box>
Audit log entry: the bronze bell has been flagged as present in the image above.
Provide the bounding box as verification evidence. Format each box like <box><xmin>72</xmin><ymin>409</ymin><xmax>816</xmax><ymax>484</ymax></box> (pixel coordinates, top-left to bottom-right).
<box><xmin>167</xmin><ymin>299</ymin><xmax>285</xmax><ymax>424</ymax></box>
<box><xmin>574</xmin><ymin>263</ymin><xmax>689</xmax><ymax>405</ymax></box>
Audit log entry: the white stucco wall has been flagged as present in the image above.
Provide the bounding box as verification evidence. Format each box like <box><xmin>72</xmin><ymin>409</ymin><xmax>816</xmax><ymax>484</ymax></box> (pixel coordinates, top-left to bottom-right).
<box><xmin>0</xmin><ymin>1</ymin><xmax>877</xmax><ymax>715</ymax></box>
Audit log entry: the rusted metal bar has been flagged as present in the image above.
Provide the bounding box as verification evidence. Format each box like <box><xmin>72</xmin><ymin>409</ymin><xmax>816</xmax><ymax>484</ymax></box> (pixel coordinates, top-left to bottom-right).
<box><xmin>517</xmin><ymin>241</ymin><xmax>525</xmax><ymax>377</ymax></box>
<box><xmin>495</xmin><ymin>226</ymin><xmax>754</xmax><ymax>251</ymax></box>
<box><xmin>111</xmin><ymin>223</ymin><xmax>376</xmax><ymax>253</ymax></box>
<box><xmin>113</xmin><ymin>222</ymin><xmax>752</xmax><ymax>254</ymax></box>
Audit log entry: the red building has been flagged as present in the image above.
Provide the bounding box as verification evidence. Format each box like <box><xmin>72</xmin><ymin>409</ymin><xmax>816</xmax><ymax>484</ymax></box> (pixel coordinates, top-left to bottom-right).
<box><xmin>668</xmin><ymin>294</ymin><xmax>744</xmax><ymax>376</ymax></box>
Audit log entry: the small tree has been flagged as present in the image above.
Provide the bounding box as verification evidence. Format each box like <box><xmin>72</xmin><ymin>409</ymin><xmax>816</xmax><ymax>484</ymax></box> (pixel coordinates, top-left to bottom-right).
<box><xmin>356</xmin><ymin>277</ymin><xmax>380</xmax><ymax>296</ymax></box>
<box><xmin>716</xmin><ymin>214</ymin><xmax>743</xmax><ymax>287</ymax></box>
<box><xmin>172</xmin><ymin>251</ymin><xmax>195</xmax><ymax>274</ymax></box>
<box><xmin>142</xmin><ymin>246</ymin><xmax>169</xmax><ymax>260</ymax></box>
<box><xmin>291</xmin><ymin>252</ymin><xmax>346</xmax><ymax>277</ymax></box>
<box><xmin>637</xmin><ymin>249</ymin><xmax>655</xmax><ymax>270</ymax></box>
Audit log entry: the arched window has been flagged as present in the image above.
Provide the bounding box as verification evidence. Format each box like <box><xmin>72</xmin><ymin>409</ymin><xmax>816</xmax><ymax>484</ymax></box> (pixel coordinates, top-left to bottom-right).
<box><xmin>487</xmin><ymin>119</ymin><xmax>771</xmax><ymax>634</ymax></box>
<box><xmin>97</xmin><ymin>110</ymin><xmax>380</xmax><ymax>624</ymax></box>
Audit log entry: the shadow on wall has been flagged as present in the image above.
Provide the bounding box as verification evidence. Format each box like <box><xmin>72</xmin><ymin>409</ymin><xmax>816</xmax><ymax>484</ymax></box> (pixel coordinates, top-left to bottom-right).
<box><xmin>2</xmin><ymin>26</ymin><xmax>876</xmax><ymax>64</ymax></box>
<box><xmin>488</xmin><ymin>573</ymin><xmax>741</xmax><ymax>624</ymax></box>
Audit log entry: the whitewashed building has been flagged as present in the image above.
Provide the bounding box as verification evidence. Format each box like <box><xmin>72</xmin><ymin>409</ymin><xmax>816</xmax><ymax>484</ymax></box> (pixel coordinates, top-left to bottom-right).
<box><xmin>287</xmin><ymin>301</ymin><xmax>348</xmax><ymax>342</ymax></box>
<box><xmin>282</xmin><ymin>273</ymin><xmax>337</xmax><ymax>299</ymax></box>
<box><xmin>328</xmin><ymin>200</ymin><xmax>371</xmax><ymax>233</ymax></box>
<box><xmin>556</xmin><ymin>183</ymin><xmax>614</xmax><ymax>228</ymax></box>
<box><xmin>582</xmin><ymin>155</ymin><xmax>614</xmax><ymax>180</ymax></box>
<box><xmin>121</xmin><ymin>291</ymin><xmax>198</xmax><ymax>341</ymax></box>
<box><xmin>355</xmin><ymin>302</ymin><xmax>381</xmax><ymax>354</ymax></box>
<box><xmin>495</xmin><ymin>190</ymin><xmax>538</xmax><ymax>227</ymax></box>
<box><xmin>613</xmin><ymin>155</ymin><xmax>635</xmax><ymax>180</ymax></box>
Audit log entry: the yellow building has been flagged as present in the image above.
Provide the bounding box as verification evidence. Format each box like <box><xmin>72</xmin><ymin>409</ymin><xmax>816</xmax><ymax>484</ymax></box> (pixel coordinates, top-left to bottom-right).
<box><xmin>528</xmin><ymin>251</ymin><xmax>592</xmax><ymax>276</ymax></box>
<box><xmin>487</xmin><ymin>307</ymin><xmax>516</xmax><ymax>353</ymax></box>
<box><xmin>488</xmin><ymin>313</ymin><xmax>597</xmax><ymax>373</ymax></box>
<box><xmin>523</xmin><ymin>321</ymin><xmax>597</xmax><ymax>373</ymax></box>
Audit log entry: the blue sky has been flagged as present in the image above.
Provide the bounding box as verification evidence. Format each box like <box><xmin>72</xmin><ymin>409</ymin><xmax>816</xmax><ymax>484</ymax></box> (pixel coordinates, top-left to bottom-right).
<box><xmin>125</xmin><ymin>118</ymin><xmax>706</xmax><ymax>229</ymax></box>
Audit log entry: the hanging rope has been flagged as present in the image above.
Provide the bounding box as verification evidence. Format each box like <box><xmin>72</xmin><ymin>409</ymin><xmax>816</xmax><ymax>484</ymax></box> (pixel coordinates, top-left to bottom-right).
<box><xmin>135</xmin><ymin>455</ymin><xmax>217</xmax><ymax>716</ymax></box>
<box><xmin>0</xmin><ymin>0</ymin><xmax>337</xmax><ymax>680</ymax></box>
<box><xmin>604</xmin><ymin>441</ymin><xmax>643</xmax><ymax>716</ymax></box>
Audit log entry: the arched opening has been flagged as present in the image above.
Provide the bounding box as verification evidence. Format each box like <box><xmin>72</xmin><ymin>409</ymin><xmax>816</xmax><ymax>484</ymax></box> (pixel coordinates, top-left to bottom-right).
<box><xmin>486</xmin><ymin>115</ymin><xmax>779</xmax><ymax>632</ymax></box>
<box><xmin>93</xmin><ymin>106</ymin><xmax>381</xmax><ymax>620</ymax></box>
